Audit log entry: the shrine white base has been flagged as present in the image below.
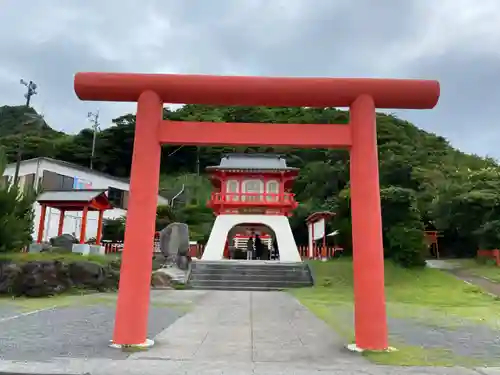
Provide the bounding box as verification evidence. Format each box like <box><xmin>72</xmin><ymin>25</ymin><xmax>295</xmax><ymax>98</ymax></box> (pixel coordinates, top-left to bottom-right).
<box><xmin>202</xmin><ymin>214</ymin><xmax>301</xmax><ymax>262</ymax></box>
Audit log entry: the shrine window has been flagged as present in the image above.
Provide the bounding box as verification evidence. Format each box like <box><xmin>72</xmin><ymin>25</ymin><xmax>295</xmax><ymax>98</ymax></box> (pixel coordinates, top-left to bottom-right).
<box><xmin>266</xmin><ymin>180</ymin><xmax>279</xmax><ymax>202</ymax></box>
<box><xmin>226</xmin><ymin>179</ymin><xmax>239</xmax><ymax>201</ymax></box>
<box><xmin>242</xmin><ymin>179</ymin><xmax>264</xmax><ymax>202</ymax></box>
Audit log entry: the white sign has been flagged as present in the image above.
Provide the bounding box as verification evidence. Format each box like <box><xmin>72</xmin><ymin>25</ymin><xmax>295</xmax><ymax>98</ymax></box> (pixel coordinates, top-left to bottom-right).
<box><xmin>312</xmin><ymin>218</ymin><xmax>325</xmax><ymax>240</ymax></box>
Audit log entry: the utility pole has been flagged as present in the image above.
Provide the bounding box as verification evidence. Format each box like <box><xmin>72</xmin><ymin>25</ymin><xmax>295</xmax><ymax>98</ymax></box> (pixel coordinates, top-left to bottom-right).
<box><xmin>20</xmin><ymin>79</ymin><xmax>37</xmax><ymax>107</ymax></box>
<box><xmin>87</xmin><ymin>110</ymin><xmax>100</xmax><ymax>170</ymax></box>
<box><xmin>13</xmin><ymin>79</ymin><xmax>39</xmax><ymax>185</ymax></box>
<box><xmin>196</xmin><ymin>147</ymin><xmax>200</xmax><ymax>176</ymax></box>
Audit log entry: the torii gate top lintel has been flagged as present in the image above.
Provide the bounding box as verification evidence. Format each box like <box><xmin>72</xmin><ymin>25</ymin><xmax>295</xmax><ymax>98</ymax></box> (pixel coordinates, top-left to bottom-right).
<box><xmin>74</xmin><ymin>72</ymin><xmax>440</xmax><ymax>109</ymax></box>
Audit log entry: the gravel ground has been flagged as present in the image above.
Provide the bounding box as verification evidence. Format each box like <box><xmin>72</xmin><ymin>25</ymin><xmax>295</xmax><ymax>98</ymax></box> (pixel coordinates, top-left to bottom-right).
<box><xmin>0</xmin><ymin>290</ymin><xmax>207</xmax><ymax>361</ymax></box>
<box><xmin>389</xmin><ymin>317</ymin><xmax>500</xmax><ymax>361</ymax></box>
<box><xmin>0</xmin><ymin>305</ymin><xmax>21</xmax><ymax>321</ymax></box>
<box><xmin>332</xmin><ymin>306</ymin><xmax>500</xmax><ymax>364</ymax></box>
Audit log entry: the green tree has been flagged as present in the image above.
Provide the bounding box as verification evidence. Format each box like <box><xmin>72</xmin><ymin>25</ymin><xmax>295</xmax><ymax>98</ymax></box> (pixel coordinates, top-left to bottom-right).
<box><xmin>0</xmin><ymin>148</ymin><xmax>35</xmax><ymax>252</ymax></box>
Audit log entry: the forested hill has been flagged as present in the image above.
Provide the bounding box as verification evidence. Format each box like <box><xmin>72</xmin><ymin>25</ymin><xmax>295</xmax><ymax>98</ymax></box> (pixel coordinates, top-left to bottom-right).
<box><xmin>2</xmin><ymin>104</ymin><xmax>500</xmax><ymax>265</ymax></box>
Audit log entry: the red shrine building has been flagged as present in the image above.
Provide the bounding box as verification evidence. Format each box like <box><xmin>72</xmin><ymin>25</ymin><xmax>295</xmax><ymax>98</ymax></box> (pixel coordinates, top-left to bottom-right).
<box><xmin>202</xmin><ymin>153</ymin><xmax>302</xmax><ymax>262</ymax></box>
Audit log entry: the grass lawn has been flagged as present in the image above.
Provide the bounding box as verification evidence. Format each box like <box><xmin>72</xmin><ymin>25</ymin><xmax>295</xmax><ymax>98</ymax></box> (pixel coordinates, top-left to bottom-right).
<box><xmin>0</xmin><ymin>251</ymin><xmax>120</xmax><ymax>266</ymax></box>
<box><xmin>453</xmin><ymin>258</ymin><xmax>500</xmax><ymax>283</ymax></box>
<box><xmin>291</xmin><ymin>259</ymin><xmax>500</xmax><ymax>367</ymax></box>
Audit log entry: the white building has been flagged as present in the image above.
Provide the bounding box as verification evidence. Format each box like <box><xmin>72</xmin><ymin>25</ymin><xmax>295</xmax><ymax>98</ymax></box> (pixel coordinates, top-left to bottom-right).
<box><xmin>2</xmin><ymin>157</ymin><xmax>168</xmax><ymax>242</ymax></box>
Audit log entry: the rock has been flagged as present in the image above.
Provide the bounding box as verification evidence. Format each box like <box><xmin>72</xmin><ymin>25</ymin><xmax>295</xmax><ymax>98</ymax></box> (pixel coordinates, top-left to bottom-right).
<box><xmin>68</xmin><ymin>261</ymin><xmax>107</xmax><ymax>290</ymax></box>
<box><xmin>153</xmin><ymin>267</ymin><xmax>187</xmax><ymax>286</ymax></box>
<box><xmin>0</xmin><ymin>261</ymin><xmax>22</xmax><ymax>294</ymax></box>
<box><xmin>152</xmin><ymin>253</ymin><xmax>167</xmax><ymax>271</ymax></box>
<box><xmin>159</xmin><ymin>222</ymin><xmax>191</xmax><ymax>271</ymax></box>
<box><xmin>151</xmin><ymin>270</ymin><xmax>173</xmax><ymax>289</ymax></box>
<box><xmin>0</xmin><ymin>258</ymin><xmax>120</xmax><ymax>297</ymax></box>
<box><xmin>18</xmin><ymin>260</ymin><xmax>72</xmax><ymax>297</ymax></box>
<box><xmin>49</xmin><ymin>234</ymin><xmax>79</xmax><ymax>251</ymax></box>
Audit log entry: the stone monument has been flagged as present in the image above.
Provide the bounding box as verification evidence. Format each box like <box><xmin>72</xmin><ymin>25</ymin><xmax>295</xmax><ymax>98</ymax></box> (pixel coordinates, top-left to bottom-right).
<box><xmin>154</xmin><ymin>222</ymin><xmax>191</xmax><ymax>285</ymax></box>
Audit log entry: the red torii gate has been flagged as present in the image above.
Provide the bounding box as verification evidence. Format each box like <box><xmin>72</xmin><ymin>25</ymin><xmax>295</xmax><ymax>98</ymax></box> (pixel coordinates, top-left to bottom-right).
<box><xmin>74</xmin><ymin>72</ymin><xmax>440</xmax><ymax>351</ymax></box>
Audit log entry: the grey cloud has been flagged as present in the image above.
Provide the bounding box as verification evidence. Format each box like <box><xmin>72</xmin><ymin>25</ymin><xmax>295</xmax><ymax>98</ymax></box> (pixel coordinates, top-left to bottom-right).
<box><xmin>0</xmin><ymin>0</ymin><xmax>499</xmax><ymax>159</ymax></box>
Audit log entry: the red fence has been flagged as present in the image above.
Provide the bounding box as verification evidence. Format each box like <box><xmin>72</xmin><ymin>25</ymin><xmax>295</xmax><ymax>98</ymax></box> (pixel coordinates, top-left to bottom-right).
<box><xmin>103</xmin><ymin>243</ymin><xmax>343</xmax><ymax>260</ymax></box>
<box><xmin>477</xmin><ymin>249</ymin><xmax>500</xmax><ymax>266</ymax></box>
<box><xmin>24</xmin><ymin>241</ymin><xmax>344</xmax><ymax>260</ymax></box>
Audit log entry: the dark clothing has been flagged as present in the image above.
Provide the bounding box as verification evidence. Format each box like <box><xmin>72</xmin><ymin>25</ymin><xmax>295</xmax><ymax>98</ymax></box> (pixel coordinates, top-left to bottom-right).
<box><xmin>272</xmin><ymin>238</ymin><xmax>279</xmax><ymax>260</ymax></box>
<box><xmin>254</xmin><ymin>236</ymin><xmax>264</xmax><ymax>259</ymax></box>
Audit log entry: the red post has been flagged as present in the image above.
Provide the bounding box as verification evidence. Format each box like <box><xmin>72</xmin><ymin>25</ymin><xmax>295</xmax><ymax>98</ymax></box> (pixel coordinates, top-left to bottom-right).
<box><xmin>37</xmin><ymin>204</ymin><xmax>47</xmax><ymax>243</ymax></box>
<box><xmin>58</xmin><ymin>210</ymin><xmax>65</xmax><ymax>236</ymax></box>
<box><xmin>113</xmin><ymin>91</ymin><xmax>162</xmax><ymax>345</ymax></box>
<box><xmin>322</xmin><ymin>219</ymin><xmax>327</xmax><ymax>255</ymax></box>
<box><xmin>349</xmin><ymin>94</ymin><xmax>388</xmax><ymax>350</ymax></box>
<box><xmin>310</xmin><ymin>223</ymin><xmax>315</xmax><ymax>259</ymax></box>
<box><xmin>96</xmin><ymin>210</ymin><xmax>104</xmax><ymax>244</ymax></box>
<box><xmin>80</xmin><ymin>206</ymin><xmax>88</xmax><ymax>244</ymax></box>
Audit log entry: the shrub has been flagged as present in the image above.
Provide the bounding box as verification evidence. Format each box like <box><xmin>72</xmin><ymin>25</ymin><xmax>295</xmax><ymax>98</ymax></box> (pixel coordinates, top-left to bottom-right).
<box><xmin>381</xmin><ymin>187</ymin><xmax>426</xmax><ymax>268</ymax></box>
<box><xmin>474</xmin><ymin>220</ymin><xmax>500</xmax><ymax>250</ymax></box>
<box><xmin>0</xmin><ymin>148</ymin><xmax>35</xmax><ymax>252</ymax></box>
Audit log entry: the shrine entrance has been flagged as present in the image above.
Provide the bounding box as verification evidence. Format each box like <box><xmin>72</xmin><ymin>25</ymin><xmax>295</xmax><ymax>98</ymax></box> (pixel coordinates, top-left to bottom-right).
<box><xmin>74</xmin><ymin>72</ymin><xmax>440</xmax><ymax>352</ymax></box>
<box><xmin>225</xmin><ymin>223</ymin><xmax>278</xmax><ymax>261</ymax></box>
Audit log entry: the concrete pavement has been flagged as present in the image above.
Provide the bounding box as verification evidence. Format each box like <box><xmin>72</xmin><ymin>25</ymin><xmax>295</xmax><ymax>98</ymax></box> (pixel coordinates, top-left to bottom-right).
<box><xmin>0</xmin><ymin>290</ymin><xmax>497</xmax><ymax>374</ymax></box>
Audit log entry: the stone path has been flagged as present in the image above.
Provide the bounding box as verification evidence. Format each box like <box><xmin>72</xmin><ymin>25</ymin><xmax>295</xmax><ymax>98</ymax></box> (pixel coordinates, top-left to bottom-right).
<box><xmin>131</xmin><ymin>290</ymin><xmax>365</xmax><ymax>366</ymax></box>
<box><xmin>0</xmin><ymin>290</ymin><xmax>498</xmax><ymax>374</ymax></box>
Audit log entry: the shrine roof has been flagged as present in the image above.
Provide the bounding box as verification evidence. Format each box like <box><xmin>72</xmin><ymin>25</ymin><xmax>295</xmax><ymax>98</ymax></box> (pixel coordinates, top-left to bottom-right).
<box><xmin>36</xmin><ymin>189</ymin><xmax>113</xmax><ymax>211</ymax></box>
<box><xmin>206</xmin><ymin>153</ymin><xmax>298</xmax><ymax>172</ymax></box>
<box><xmin>306</xmin><ymin>211</ymin><xmax>335</xmax><ymax>223</ymax></box>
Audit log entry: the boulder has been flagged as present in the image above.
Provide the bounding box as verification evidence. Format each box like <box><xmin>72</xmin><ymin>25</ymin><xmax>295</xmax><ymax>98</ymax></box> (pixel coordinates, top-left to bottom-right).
<box><xmin>152</xmin><ymin>267</ymin><xmax>187</xmax><ymax>287</ymax></box>
<box><xmin>151</xmin><ymin>270</ymin><xmax>173</xmax><ymax>289</ymax></box>
<box><xmin>0</xmin><ymin>261</ymin><xmax>22</xmax><ymax>294</ymax></box>
<box><xmin>17</xmin><ymin>260</ymin><xmax>72</xmax><ymax>297</ymax></box>
<box><xmin>0</xmin><ymin>258</ymin><xmax>120</xmax><ymax>297</ymax></box>
<box><xmin>49</xmin><ymin>234</ymin><xmax>79</xmax><ymax>252</ymax></box>
<box><xmin>68</xmin><ymin>261</ymin><xmax>106</xmax><ymax>289</ymax></box>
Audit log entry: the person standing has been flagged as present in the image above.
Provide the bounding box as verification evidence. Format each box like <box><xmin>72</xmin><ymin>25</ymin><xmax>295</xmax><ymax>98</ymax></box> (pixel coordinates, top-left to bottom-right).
<box><xmin>246</xmin><ymin>234</ymin><xmax>255</xmax><ymax>260</ymax></box>
<box><xmin>254</xmin><ymin>234</ymin><xmax>263</xmax><ymax>260</ymax></box>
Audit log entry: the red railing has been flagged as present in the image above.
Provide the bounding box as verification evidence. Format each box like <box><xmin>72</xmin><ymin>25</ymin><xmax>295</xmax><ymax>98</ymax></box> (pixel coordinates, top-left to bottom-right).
<box><xmin>101</xmin><ymin>243</ymin><xmax>343</xmax><ymax>260</ymax></box>
<box><xmin>22</xmin><ymin>241</ymin><xmax>343</xmax><ymax>260</ymax></box>
<box><xmin>209</xmin><ymin>192</ymin><xmax>297</xmax><ymax>206</ymax></box>
<box><xmin>477</xmin><ymin>249</ymin><xmax>500</xmax><ymax>266</ymax></box>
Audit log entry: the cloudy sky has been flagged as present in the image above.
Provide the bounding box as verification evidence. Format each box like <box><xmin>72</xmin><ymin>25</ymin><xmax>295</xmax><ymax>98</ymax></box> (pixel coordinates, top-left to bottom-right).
<box><xmin>1</xmin><ymin>0</ymin><xmax>499</xmax><ymax>158</ymax></box>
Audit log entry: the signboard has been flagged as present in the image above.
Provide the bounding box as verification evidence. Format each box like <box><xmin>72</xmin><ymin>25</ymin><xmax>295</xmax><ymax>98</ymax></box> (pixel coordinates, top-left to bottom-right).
<box><xmin>73</xmin><ymin>177</ymin><xmax>93</xmax><ymax>190</ymax></box>
<box><xmin>312</xmin><ymin>218</ymin><xmax>325</xmax><ymax>240</ymax></box>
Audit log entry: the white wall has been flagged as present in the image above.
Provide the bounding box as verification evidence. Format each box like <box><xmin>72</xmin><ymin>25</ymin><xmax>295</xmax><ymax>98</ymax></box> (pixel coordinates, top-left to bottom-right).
<box><xmin>3</xmin><ymin>158</ymin><xmax>168</xmax><ymax>242</ymax></box>
<box><xmin>202</xmin><ymin>214</ymin><xmax>302</xmax><ymax>262</ymax></box>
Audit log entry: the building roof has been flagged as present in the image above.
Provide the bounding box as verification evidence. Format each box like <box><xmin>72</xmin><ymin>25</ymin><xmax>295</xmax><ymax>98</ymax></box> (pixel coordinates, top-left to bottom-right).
<box><xmin>6</xmin><ymin>157</ymin><xmax>130</xmax><ymax>184</ymax></box>
<box><xmin>36</xmin><ymin>189</ymin><xmax>113</xmax><ymax>211</ymax></box>
<box><xmin>206</xmin><ymin>153</ymin><xmax>298</xmax><ymax>172</ymax></box>
<box><xmin>306</xmin><ymin>211</ymin><xmax>335</xmax><ymax>223</ymax></box>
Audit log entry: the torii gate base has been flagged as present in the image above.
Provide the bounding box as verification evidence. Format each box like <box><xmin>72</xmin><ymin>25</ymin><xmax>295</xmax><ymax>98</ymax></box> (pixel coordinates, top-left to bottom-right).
<box><xmin>74</xmin><ymin>72</ymin><xmax>439</xmax><ymax>352</ymax></box>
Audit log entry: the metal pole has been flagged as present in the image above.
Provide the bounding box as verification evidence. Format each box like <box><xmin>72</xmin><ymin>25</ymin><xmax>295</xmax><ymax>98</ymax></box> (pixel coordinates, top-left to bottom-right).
<box><xmin>14</xmin><ymin>79</ymin><xmax>39</xmax><ymax>186</ymax></box>
<box><xmin>88</xmin><ymin>110</ymin><xmax>100</xmax><ymax>170</ymax></box>
<box><xmin>196</xmin><ymin>147</ymin><xmax>200</xmax><ymax>176</ymax></box>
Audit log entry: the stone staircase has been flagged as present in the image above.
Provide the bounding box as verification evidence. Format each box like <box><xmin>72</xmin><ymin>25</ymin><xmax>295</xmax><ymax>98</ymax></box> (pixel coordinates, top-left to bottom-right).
<box><xmin>187</xmin><ymin>260</ymin><xmax>314</xmax><ymax>291</ymax></box>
